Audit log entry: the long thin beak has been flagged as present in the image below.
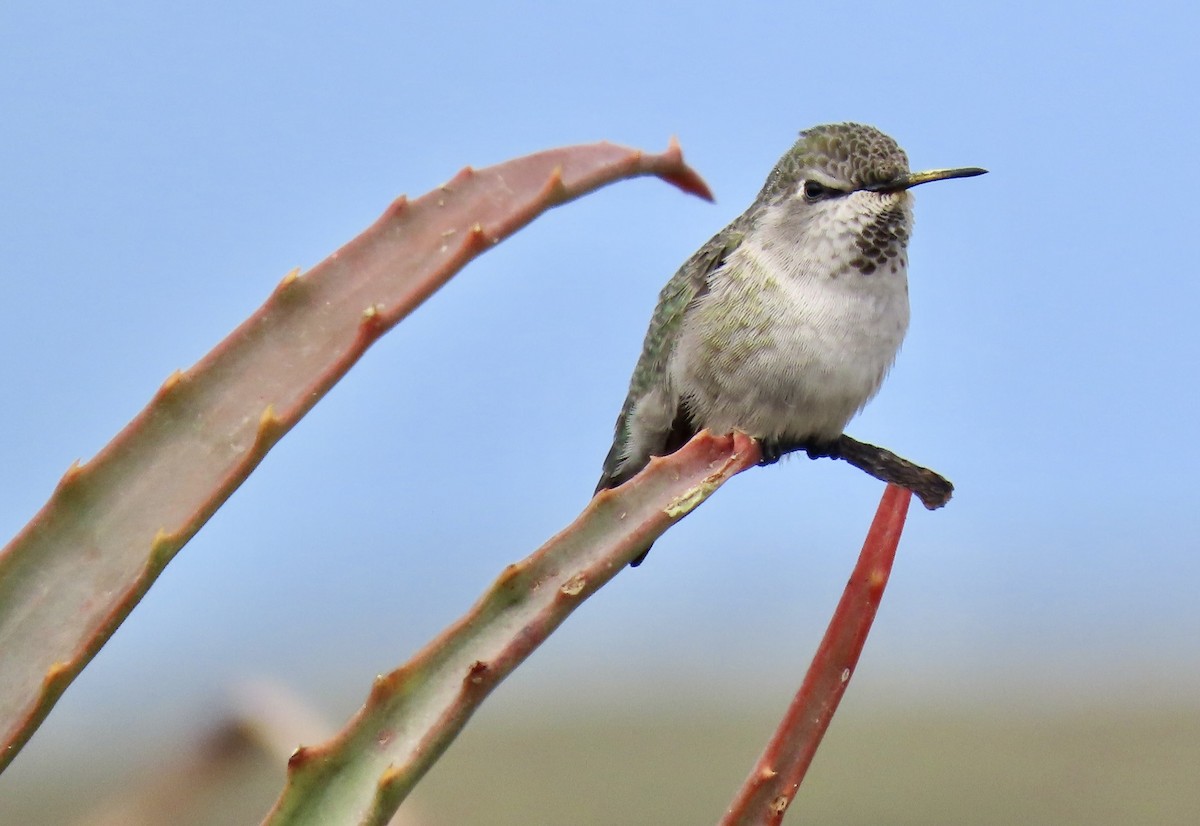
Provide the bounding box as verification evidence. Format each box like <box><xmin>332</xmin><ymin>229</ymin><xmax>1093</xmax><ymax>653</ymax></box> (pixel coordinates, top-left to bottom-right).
<box><xmin>865</xmin><ymin>166</ymin><xmax>988</xmax><ymax>193</ymax></box>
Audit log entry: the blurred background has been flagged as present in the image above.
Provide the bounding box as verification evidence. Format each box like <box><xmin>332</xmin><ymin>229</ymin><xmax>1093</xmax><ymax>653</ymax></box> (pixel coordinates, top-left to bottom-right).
<box><xmin>2</xmin><ymin>1</ymin><xmax>1198</xmax><ymax>823</ymax></box>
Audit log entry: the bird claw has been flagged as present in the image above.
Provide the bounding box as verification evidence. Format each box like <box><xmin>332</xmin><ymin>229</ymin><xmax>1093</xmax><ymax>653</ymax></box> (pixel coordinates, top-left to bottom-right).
<box><xmin>803</xmin><ymin>441</ymin><xmax>838</xmax><ymax>461</ymax></box>
<box><xmin>757</xmin><ymin>439</ymin><xmax>784</xmax><ymax>466</ymax></box>
<box><xmin>756</xmin><ymin>437</ymin><xmax>840</xmax><ymax>465</ymax></box>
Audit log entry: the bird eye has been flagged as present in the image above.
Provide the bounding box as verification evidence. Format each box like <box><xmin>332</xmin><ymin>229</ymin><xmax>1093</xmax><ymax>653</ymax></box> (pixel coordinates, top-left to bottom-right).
<box><xmin>803</xmin><ymin>180</ymin><xmax>829</xmax><ymax>201</ymax></box>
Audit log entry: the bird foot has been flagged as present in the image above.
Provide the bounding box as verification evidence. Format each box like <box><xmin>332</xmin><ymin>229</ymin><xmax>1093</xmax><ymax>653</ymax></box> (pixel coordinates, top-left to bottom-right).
<box><xmin>757</xmin><ymin>437</ymin><xmax>839</xmax><ymax>466</ymax></box>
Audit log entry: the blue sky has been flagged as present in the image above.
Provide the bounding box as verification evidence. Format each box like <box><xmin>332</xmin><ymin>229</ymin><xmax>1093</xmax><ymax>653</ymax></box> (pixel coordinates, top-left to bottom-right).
<box><xmin>2</xmin><ymin>0</ymin><xmax>1198</xmax><ymax>761</ymax></box>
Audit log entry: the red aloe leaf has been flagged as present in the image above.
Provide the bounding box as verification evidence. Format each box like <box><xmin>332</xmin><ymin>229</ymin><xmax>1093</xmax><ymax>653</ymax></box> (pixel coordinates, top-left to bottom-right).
<box><xmin>720</xmin><ymin>484</ymin><xmax>912</xmax><ymax>826</ymax></box>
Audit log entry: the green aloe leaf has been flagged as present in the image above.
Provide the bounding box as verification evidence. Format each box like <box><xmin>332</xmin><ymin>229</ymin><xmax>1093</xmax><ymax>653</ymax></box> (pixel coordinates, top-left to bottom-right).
<box><xmin>0</xmin><ymin>140</ymin><xmax>711</xmax><ymax>773</ymax></box>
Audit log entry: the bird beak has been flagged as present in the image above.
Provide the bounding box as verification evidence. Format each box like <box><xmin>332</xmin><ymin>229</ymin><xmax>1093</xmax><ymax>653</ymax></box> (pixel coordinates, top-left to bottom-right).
<box><xmin>865</xmin><ymin>167</ymin><xmax>988</xmax><ymax>193</ymax></box>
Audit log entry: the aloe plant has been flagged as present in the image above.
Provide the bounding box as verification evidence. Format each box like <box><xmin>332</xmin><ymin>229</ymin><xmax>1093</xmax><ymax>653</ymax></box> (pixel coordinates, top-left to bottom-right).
<box><xmin>1</xmin><ymin>136</ymin><xmax>947</xmax><ymax>826</ymax></box>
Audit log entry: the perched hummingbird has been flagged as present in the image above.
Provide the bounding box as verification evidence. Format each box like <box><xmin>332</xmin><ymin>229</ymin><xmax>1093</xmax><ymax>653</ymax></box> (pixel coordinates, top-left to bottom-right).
<box><xmin>596</xmin><ymin>123</ymin><xmax>984</xmax><ymax>564</ymax></box>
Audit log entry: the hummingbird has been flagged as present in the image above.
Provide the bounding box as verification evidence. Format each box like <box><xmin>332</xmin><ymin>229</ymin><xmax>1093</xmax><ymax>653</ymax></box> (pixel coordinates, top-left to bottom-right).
<box><xmin>596</xmin><ymin>123</ymin><xmax>985</xmax><ymax>564</ymax></box>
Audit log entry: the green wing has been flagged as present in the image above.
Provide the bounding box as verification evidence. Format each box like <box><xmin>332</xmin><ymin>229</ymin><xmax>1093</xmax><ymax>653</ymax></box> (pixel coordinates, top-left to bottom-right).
<box><xmin>595</xmin><ymin>228</ymin><xmax>743</xmax><ymax>492</ymax></box>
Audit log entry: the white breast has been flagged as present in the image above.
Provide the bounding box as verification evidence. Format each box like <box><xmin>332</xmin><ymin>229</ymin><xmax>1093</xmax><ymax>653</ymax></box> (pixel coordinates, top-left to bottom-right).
<box><xmin>671</xmin><ymin>194</ymin><xmax>912</xmax><ymax>443</ymax></box>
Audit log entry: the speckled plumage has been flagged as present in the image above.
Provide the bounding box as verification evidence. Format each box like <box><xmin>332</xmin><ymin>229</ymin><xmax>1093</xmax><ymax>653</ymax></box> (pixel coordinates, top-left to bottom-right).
<box><xmin>596</xmin><ymin>124</ymin><xmax>983</xmax><ymax>537</ymax></box>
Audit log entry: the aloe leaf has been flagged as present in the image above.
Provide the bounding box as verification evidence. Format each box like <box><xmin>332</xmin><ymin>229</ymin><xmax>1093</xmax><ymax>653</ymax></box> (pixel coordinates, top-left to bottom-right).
<box><xmin>0</xmin><ymin>141</ymin><xmax>712</xmax><ymax>773</ymax></box>
<box><xmin>720</xmin><ymin>485</ymin><xmax>911</xmax><ymax>825</ymax></box>
<box><xmin>262</xmin><ymin>431</ymin><xmax>760</xmax><ymax>826</ymax></box>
